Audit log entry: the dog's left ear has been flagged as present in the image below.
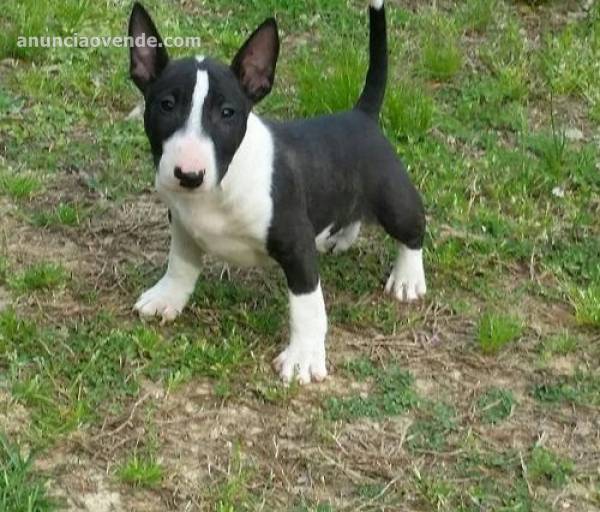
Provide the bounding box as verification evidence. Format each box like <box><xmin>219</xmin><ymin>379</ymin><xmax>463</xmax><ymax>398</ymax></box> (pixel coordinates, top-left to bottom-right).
<box><xmin>231</xmin><ymin>18</ymin><xmax>280</xmax><ymax>104</ymax></box>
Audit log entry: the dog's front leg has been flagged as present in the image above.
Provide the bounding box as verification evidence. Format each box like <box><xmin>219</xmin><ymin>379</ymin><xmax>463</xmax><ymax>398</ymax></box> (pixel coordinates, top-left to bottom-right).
<box><xmin>135</xmin><ymin>216</ymin><xmax>201</xmax><ymax>322</ymax></box>
<box><xmin>270</xmin><ymin>231</ymin><xmax>328</xmax><ymax>384</ymax></box>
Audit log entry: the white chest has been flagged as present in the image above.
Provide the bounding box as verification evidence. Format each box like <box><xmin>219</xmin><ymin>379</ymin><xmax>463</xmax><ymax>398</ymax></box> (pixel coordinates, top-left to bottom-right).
<box><xmin>168</xmin><ymin>193</ymin><xmax>271</xmax><ymax>267</ymax></box>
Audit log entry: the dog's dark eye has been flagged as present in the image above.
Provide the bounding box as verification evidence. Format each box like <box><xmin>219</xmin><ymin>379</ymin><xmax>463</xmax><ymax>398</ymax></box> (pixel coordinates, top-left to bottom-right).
<box><xmin>160</xmin><ymin>95</ymin><xmax>176</xmax><ymax>112</ymax></box>
<box><xmin>221</xmin><ymin>106</ymin><xmax>235</xmax><ymax>119</ymax></box>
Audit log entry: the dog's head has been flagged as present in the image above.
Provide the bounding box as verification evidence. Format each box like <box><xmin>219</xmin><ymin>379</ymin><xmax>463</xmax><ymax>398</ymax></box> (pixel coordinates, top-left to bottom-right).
<box><xmin>128</xmin><ymin>3</ymin><xmax>279</xmax><ymax>192</ymax></box>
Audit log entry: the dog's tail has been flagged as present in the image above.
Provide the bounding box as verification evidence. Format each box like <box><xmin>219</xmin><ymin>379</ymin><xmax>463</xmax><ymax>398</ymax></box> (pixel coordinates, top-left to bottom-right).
<box><xmin>355</xmin><ymin>0</ymin><xmax>387</xmax><ymax>119</ymax></box>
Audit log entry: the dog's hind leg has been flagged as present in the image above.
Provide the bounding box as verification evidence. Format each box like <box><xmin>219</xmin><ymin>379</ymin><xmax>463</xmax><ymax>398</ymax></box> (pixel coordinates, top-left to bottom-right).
<box><xmin>315</xmin><ymin>222</ymin><xmax>361</xmax><ymax>254</ymax></box>
<box><xmin>373</xmin><ymin>171</ymin><xmax>427</xmax><ymax>302</ymax></box>
<box><xmin>331</xmin><ymin>222</ymin><xmax>361</xmax><ymax>253</ymax></box>
<box><xmin>385</xmin><ymin>244</ymin><xmax>426</xmax><ymax>301</ymax></box>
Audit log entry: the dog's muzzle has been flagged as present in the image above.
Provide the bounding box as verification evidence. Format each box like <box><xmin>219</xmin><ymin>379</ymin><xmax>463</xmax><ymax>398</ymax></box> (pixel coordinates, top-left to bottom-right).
<box><xmin>174</xmin><ymin>166</ymin><xmax>205</xmax><ymax>189</ymax></box>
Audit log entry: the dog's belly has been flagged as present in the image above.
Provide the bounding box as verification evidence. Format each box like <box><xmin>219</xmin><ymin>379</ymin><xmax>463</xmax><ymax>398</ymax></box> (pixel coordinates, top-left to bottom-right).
<box><xmin>194</xmin><ymin>230</ymin><xmax>269</xmax><ymax>267</ymax></box>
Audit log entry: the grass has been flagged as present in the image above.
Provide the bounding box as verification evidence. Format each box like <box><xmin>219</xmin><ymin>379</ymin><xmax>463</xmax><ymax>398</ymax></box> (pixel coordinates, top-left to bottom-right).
<box><xmin>294</xmin><ymin>47</ymin><xmax>365</xmax><ymax>117</ymax></box>
<box><xmin>384</xmin><ymin>81</ymin><xmax>435</xmax><ymax>140</ymax></box>
<box><xmin>533</xmin><ymin>371</ymin><xmax>600</xmax><ymax>407</ymax></box>
<box><xmin>210</xmin><ymin>446</ymin><xmax>255</xmax><ymax>511</ymax></box>
<box><xmin>0</xmin><ymin>436</ymin><xmax>56</xmax><ymax>511</ymax></box>
<box><xmin>477</xmin><ymin>312</ymin><xmax>523</xmax><ymax>355</ymax></box>
<box><xmin>9</xmin><ymin>263</ymin><xmax>68</xmax><ymax>293</ymax></box>
<box><xmin>476</xmin><ymin>387</ymin><xmax>516</xmax><ymax>424</ymax></box>
<box><xmin>420</xmin><ymin>16</ymin><xmax>462</xmax><ymax>81</ymax></box>
<box><xmin>0</xmin><ymin>0</ymin><xmax>598</xmax><ymax>509</ymax></box>
<box><xmin>459</xmin><ymin>0</ymin><xmax>496</xmax><ymax>33</ymax></box>
<box><xmin>31</xmin><ymin>203</ymin><xmax>83</xmax><ymax>227</ymax></box>
<box><xmin>537</xmin><ymin>331</ymin><xmax>578</xmax><ymax>359</ymax></box>
<box><xmin>0</xmin><ymin>173</ymin><xmax>42</xmax><ymax>201</ymax></box>
<box><xmin>528</xmin><ymin>447</ymin><xmax>573</xmax><ymax>488</ymax></box>
<box><xmin>412</xmin><ymin>470</ymin><xmax>454</xmax><ymax>510</ymax></box>
<box><xmin>342</xmin><ymin>357</ymin><xmax>378</xmax><ymax>381</ymax></box>
<box><xmin>251</xmin><ymin>379</ymin><xmax>300</xmax><ymax>405</ymax></box>
<box><xmin>326</xmin><ymin>364</ymin><xmax>418</xmax><ymax>421</ymax></box>
<box><xmin>117</xmin><ymin>454</ymin><xmax>164</xmax><ymax>488</ymax></box>
<box><xmin>406</xmin><ymin>402</ymin><xmax>457</xmax><ymax>452</ymax></box>
<box><xmin>570</xmin><ymin>285</ymin><xmax>600</xmax><ymax>327</ymax></box>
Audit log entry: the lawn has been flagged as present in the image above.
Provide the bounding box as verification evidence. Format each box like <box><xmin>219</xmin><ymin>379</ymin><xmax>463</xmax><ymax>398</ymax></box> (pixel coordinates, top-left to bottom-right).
<box><xmin>1</xmin><ymin>0</ymin><xmax>599</xmax><ymax>510</ymax></box>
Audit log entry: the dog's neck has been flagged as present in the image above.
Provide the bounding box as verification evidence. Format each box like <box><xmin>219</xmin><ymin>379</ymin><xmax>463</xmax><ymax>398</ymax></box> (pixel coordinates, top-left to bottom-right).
<box><xmin>220</xmin><ymin>112</ymin><xmax>273</xmax><ymax>195</ymax></box>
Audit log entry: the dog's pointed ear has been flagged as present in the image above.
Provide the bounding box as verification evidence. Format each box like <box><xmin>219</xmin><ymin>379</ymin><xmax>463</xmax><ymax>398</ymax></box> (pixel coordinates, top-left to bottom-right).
<box><xmin>128</xmin><ymin>2</ymin><xmax>169</xmax><ymax>93</ymax></box>
<box><xmin>231</xmin><ymin>18</ymin><xmax>280</xmax><ymax>104</ymax></box>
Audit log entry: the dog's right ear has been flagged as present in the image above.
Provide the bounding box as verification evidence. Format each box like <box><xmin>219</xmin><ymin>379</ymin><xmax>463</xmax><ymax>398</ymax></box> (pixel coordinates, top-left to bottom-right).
<box><xmin>128</xmin><ymin>2</ymin><xmax>169</xmax><ymax>93</ymax></box>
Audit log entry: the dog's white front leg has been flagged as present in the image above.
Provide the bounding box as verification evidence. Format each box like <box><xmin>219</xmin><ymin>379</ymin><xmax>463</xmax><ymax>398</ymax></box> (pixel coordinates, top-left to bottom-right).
<box><xmin>135</xmin><ymin>217</ymin><xmax>201</xmax><ymax>322</ymax></box>
<box><xmin>274</xmin><ymin>282</ymin><xmax>328</xmax><ymax>384</ymax></box>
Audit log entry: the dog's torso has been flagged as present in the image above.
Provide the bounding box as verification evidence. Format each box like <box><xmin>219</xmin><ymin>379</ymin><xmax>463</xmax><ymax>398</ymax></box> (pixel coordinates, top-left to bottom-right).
<box><xmin>159</xmin><ymin>106</ymin><xmax>424</xmax><ymax>269</ymax></box>
<box><xmin>158</xmin><ymin>107</ymin><xmax>416</xmax><ymax>268</ymax></box>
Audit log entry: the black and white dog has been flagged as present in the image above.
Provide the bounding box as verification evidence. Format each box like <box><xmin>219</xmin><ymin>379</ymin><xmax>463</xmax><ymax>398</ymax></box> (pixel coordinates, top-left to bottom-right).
<box><xmin>129</xmin><ymin>0</ymin><xmax>426</xmax><ymax>384</ymax></box>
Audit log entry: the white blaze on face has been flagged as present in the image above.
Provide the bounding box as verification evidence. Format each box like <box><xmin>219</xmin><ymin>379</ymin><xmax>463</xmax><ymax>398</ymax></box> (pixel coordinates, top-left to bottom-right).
<box><xmin>158</xmin><ymin>68</ymin><xmax>218</xmax><ymax>192</ymax></box>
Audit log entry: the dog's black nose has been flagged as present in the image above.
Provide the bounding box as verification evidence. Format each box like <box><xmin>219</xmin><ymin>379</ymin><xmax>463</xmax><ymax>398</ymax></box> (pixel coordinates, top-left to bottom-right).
<box><xmin>174</xmin><ymin>166</ymin><xmax>205</xmax><ymax>189</ymax></box>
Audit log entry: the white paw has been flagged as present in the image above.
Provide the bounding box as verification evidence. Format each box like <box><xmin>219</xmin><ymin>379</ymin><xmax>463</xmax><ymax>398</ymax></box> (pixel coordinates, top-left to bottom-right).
<box><xmin>315</xmin><ymin>224</ymin><xmax>336</xmax><ymax>254</ymax></box>
<box><xmin>273</xmin><ymin>343</ymin><xmax>327</xmax><ymax>384</ymax></box>
<box><xmin>134</xmin><ymin>278</ymin><xmax>191</xmax><ymax>322</ymax></box>
<box><xmin>315</xmin><ymin>223</ymin><xmax>361</xmax><ymax>254</ymax></box>
<box><xmin>332</xmin><ymin>222</ymin><xmax>361</xmax><ymax>253</ymax></box>
<box><xmin>385</xmin><ymin>246</ymin><xmax>427</xmax><ymax>302</ymax></box>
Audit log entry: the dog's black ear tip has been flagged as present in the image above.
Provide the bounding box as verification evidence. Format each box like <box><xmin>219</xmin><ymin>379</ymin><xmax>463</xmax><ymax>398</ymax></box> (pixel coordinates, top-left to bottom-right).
<box><xmin>130</xmin><ymin>2</ymin><xmax>149</xmax><ymax>18</ymax></box>
<box><xmin>262</xmin><ymin>17</ymin><xmax>278</xmax><ymax>33</ymax></box>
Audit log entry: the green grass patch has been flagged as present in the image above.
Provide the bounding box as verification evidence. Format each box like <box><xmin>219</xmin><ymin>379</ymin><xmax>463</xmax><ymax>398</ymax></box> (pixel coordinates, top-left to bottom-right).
<box><xmin>9</xmin><ymin>263</ymin><xmax>68</xmax><ymax>293</ymax></box>
<box><xmin>476</xmin><ymin>312</ymin><xmax>523</xmax><ymax>355</ymax></box>
<box><xmin>532</xmin><ymin>371</ymin><xmax>600</xmax><ymax>407</ymax></box>
<box><xmin>31</xmin><ymin>202</ymin><xmax>83</xmax><ymax>227</ymax></box>
<box><xmin>526</xmin><ymin>130</ymin><xmax>568</xmax><ymax>182</ymax></box>
<box><xmin>117</xmin><ymin>454</ymin><xmax>164</xmax><ymax>488</ymax></box>
<box><xmin>0</xmin><ymin>435</ymin><xmax>56</xmax><ymax>511</ymax></box>
<box><xmin>412</xmin><ymin>470</ymin><xmax>454</xmax><ymax>510</ymax></box>
<box><xmin>384</xmin><ymin>81</ymin><xmax>435</xmax><ymax>140</ymax></box>
<box><xmin>528</xmin><ymin>446</ymin><xmax>573</xmax><ymax>489</ymax></box>
<box><xmin>0</xmin><ymin>309</ymin><xmax>36</xmax><ymax>349</ymax></box>
<box><xmin>342</xmin><ymin>358</ymin><xmax>378</xmax><ymax>381</ymax></box>
<box><xmin>539</xmin><ymin>20</ymin><xmax>600</xmax><ymax>99</ymax></box>
<box><xmin>458</xmin><ymin>0</ymin><xmax>497</xmax><ymax>33</ymax></box>
<box><xmin>0</xmin><ymin>173</ymin><xmax>42</xmax><ymax>201</ymax></box>
<box><xmin>476</xmin><ymin>387</ymin><xmax>516</xmax><ymax>424</ymax></box>
<box><xmin>420</xmin><ymin>17</ymin><xmax>462</xmax><ymax>81</ymax></box>
<box><xmin>457</xmin><ymin>449</ymin><xmax>541</xmax><ymax>510</ymax></box>
<box><xmin>407</xmin><ymin>402</ymin><xmax>457</xmax><ymax>452</ymax></box>
<box><xmin>325</xmin><ymin>365</ymin><xmax>417</xmax><ymax>421</ymax></box>
<box><xmin>210</xmin><ymin>446</ymin><xmax>256</xmax><ymax>511</ymax></box>
<box><xmin>0</xmin><ymin>311</ymin><xmax>252</xmax><ymax>443</ymax></box>
<box><xmin>251</xmin><ymin>379</ymin><xmax>300</xmax><ymax>405</ymax></box>
<box><xmin>569</xmin><ymin>285</ymin><xmax>600</xmax><ymax>327</ymax></box>
<box><xmin>294</xmin><ymin>46</ymin><xmax>364</xmax><ymax>117</ymax></box>
<box><xmin>537</xmin><ymin>331</ymin><xmax>578</xmax><ymax>359</ymax></box>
